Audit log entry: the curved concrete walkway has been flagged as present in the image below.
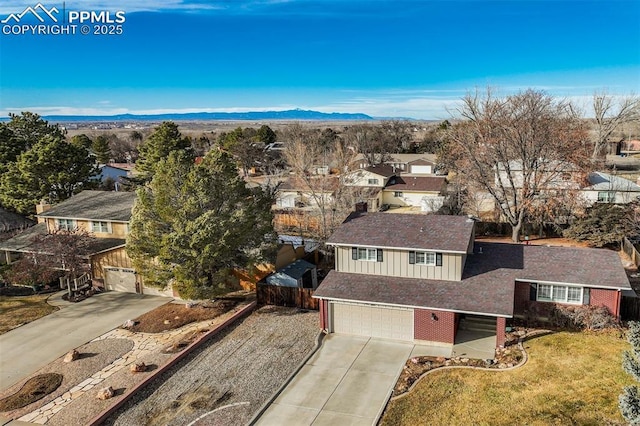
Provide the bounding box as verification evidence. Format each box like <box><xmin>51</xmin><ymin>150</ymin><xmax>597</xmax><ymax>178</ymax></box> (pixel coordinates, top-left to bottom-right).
<box><xmin>0</xmin><ymin>291</ymin><xmax>169</xmax><ymax>392</ymax></box>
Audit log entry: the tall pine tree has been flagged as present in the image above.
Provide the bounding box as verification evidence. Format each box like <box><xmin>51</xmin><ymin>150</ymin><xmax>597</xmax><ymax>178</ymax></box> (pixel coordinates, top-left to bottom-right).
<box><xmin>127</xmin><ymin>149</ymin><xmax>275</xmax><ymax>299</ymax></box>
<box><xmin>0</xmin><ymin>136</ymin><xmax>98</xmax><ymax>214</ymax></box>
<box><xmin>135</xmin><ymin>121</ymin><xmax>192</xmax><ymax>183</ymax></box>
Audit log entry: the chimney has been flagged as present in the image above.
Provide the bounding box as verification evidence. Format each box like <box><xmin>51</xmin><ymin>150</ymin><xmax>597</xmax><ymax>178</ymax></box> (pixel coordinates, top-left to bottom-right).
<box><xmin>355</xmin><ymin>201</ymin><xmax>368</xmax><ymax>213</ymax></box>
<box><xmin>35</xmin><ymin>200</ymin><xmax>51</xmax><ymax>224</ymax></box>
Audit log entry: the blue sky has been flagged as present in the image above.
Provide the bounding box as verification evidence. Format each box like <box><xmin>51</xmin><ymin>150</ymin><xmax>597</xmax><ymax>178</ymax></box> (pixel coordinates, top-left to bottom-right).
<box><xmin>0</xmin><ymin>0</ymin><xmax>639</xmax><ymax>119</ymax></box>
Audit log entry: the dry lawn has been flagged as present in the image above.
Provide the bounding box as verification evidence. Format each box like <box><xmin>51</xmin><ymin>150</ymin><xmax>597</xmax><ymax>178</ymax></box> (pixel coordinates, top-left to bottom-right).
<box><xmin>381</xmin><ymin>331</ymin><xmax>633</xmax><ymax>426</ymax></box>
<box><xmin>0</xmin><ymin>294</ymin><xmax>58</xmax><ymax>334</ymax></box>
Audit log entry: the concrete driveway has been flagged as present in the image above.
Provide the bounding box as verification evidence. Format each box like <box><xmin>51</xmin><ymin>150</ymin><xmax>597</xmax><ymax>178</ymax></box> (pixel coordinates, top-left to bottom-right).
<box><xmin>0</xmin><ymin>291</ymin><xmax>168</xmax><ymax>392</ymax></box>
<box><xmin>256</xmin><ymin>335</ymin><xmax>414</xmax><ymax>425</ymax></box>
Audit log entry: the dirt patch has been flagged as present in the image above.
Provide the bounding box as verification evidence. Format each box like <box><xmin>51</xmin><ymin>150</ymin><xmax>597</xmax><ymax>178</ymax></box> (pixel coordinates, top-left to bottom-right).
<box><xmin>128</xmin><ymin>299</ymin><xmax>240</xmax><ymax>333</ymax></box>
<box><xmin>0</xmin><ymin>374</ymin><xmax>63</xmax><ymax>411</ymax></box>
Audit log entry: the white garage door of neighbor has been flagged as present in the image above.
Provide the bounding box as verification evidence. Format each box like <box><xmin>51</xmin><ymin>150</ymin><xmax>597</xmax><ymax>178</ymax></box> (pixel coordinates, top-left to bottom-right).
<box><xmin>411</xmin><ymin>165</ymin><xmax>432</xmax><ymax>174</ymax></box>
<box><xmin>105</xmin><ymin>267</ymin><xmax>137</xmax><ymax>293</ymax></box>
<box><xmin>331</xmin><ymin>302</ymin><xmax>414</xmax><ymax>341</ymax></box>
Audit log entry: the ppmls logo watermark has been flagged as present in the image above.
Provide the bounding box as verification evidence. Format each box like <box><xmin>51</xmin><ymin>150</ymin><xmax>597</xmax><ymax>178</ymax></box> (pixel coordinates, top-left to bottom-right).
<box><xmin>2</xmin><ymin>3</ymin><xmax>126</xmax><ymax>36</ymax></box>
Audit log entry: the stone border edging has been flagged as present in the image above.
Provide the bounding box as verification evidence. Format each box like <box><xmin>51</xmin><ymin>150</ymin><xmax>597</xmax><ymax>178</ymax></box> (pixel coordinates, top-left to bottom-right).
<box><xmin>247</xmin><ymin>330</ymin><xmax>326</xmax><ymax>425</ymax></box>
<box><xmin>389</xmin><ymin>330</ymin><xmax>553</xmax><ymax>402</ymax></box>
<box><xmin>87</xmin><ymin>300</ymin><xmax>257</xmax><ymax>426</ymax></box>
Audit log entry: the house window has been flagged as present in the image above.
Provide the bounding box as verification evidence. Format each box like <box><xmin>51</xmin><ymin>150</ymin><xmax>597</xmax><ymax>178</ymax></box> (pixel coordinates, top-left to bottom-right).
<box><xmin>368</xmin><ymin>178</ymin><xmax>379</xmax><ymax>185</ymax></box>
<box><xmin>409</xmin><ymin>251</ymin><xmax>442</xmax><ymax>266</ymax></box>
<box><xmin>415</xmin><ymin>252</ymin><xmax>436</xmax><ymax>265</ymax></box>
<box><xmin>537</xmin><ymin>283</ymin><xmax>582</xmax><ymax>304</ymax></box>
<box><xmin>597</xmin><ymin>191</ymin><xmax>614</xmax><ymax>203</ymax></box>
<box><xmin>352</xmin><ymin>247</ymin><xmax>383</xmax><ymax>262</ymax></box>
<box><xmin>394</xmin><ymin>191</ymin><xmax>403</xmax><ymax>197</ymax></box>
<box><xmin>91</xmin><ymin>221</ymin><xmax>111</xmax><ymax>233</ymax></box>
<box><xmin>56</xmin><ymin>219</ymin><xmax>76</xmax><ymax>231</ymax></box>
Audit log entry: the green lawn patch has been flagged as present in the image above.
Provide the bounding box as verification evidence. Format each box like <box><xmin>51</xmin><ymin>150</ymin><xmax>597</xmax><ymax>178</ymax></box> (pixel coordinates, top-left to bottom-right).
<box><xmin>381</xmin><ymin>330</ymin><xmax>632</xmax><ymax>426</ymax></box>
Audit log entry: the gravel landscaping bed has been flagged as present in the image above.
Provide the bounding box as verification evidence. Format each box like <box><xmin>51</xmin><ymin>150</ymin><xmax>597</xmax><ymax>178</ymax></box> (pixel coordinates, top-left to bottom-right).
<box><xmin>0</xmin><ymin>338</ymin><xmax>133</xmax><ymax>419</ymax></box>
<box><xmin>46</xmin><ymin>351</ymin><xmax>173</xmax><ymax>426</ymax></box>
<box><xmin>105</xmin><ymin>306</ymin><xmax>320</xmax><ymax>426</ymax></box>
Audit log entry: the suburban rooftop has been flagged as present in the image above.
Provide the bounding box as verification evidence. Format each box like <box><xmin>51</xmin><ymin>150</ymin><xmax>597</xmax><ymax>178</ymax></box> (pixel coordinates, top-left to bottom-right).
<box><xmin>326</xmin><ymin>212</ymin><xmax>475</xmax><ymax>253</ymax></box>
<box><xmin>37</xmin><ymin>190</ymin><xmax>137</xmax><ymax>222</ymax></box>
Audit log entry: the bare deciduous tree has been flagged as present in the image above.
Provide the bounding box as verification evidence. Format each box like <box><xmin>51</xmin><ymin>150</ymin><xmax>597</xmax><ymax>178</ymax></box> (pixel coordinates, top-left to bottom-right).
<box><xmin>343</xmin><ymin>124</ymin><xmax>393</xmax><ymax>166</ymax></box>
<box><xmin>281</xmin><ymin>124</ymin><xmax>358</xmax><ymax>247</ymax></box>
<box><xmin>591</xmin><ymin>91</ymin><xmax>640</xmax><ymax>160</ymax></box>
<box><xmin>443</xmin><ymin>88</ymin><xmax>590</xmax><ymax>242</ymax></box>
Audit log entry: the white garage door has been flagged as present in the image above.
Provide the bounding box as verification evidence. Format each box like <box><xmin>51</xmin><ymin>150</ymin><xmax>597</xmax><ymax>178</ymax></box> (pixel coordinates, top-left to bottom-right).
<box><xmin>330</xmin><ymin>302</ymin><xmax>414</xmax><ymax>341</ymax></box>
<box><xmin>411</xmin><ymin>165</ymin><xmax>432</xmax><ymax>174</ymax></box>
<box><xmin>105</xmin><ymin>267</ymin><xmax>137</xmax><ymax>293</ymax></box>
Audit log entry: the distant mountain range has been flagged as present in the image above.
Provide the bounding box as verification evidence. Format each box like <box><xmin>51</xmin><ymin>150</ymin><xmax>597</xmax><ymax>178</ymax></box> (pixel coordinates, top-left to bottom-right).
<box><xmin>37</xmin><ymin>109</ymin><xmax>375</xmax><ymax>122</ymax></box>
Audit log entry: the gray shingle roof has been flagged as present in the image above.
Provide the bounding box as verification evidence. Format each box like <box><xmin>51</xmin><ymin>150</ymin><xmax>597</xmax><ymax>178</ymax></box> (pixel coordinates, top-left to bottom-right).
<box><xmin>314</xmin><ymin>242</ymin><xmax>630</xmax><ymax>316</ymax></box>
<box><xmin>326</xmin><ymin>212</ymin><xmax>474</xmax><ymax>253</ymax></box>
<box><xmin>384</xmin><ymin>176</ymin><xmax>446</xmax><ymax>192</ymax></box>
<box><xmin>585</xmin><ymin>172</ymin><xmax>640</xmax><ymax>192</ymax></box>
<box><xmin>0</xmin><ymin>208</ymin><xmax>34</xmax><ymax>232</ymax></box>
<box><xmin>314</xmin><ymin>269</ymin><xmax>516</xmax><ymax>316</ymax></box>
<box><xmin>0</xmin><ymin>222</ymin><xmax>125</xmax><ymax>255</ymax></box>
<box><xmin>37</xmin><ymin>190</ymin><xmax>136</xmax><ymax>222</ymax></box>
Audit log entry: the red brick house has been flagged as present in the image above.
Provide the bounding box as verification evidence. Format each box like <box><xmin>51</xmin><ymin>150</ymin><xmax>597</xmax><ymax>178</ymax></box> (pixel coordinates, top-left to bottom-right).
<box><xmin>313</xmin><ymin>212</ymin><xmax>630</xmax><ymax>352</ymax></box>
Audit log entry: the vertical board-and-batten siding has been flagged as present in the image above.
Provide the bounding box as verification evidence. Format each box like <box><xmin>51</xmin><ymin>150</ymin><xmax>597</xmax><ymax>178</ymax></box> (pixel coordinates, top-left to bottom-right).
<box><xmin>92</xmin><ymin>247</ymin><xmax>133</xmax><ymax>280</ymax></box>
<box><xmin>335</xmin><ymin>246</ymin><xmax>463</xmax><ymax>281</ymax></box>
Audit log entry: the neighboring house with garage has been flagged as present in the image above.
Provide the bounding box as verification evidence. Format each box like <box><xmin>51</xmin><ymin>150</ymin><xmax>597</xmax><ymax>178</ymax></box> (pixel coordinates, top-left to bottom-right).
<box><xmin>313</xmin><ymin>212</ymin><xmax>630</xmax><ymax>354</ymax></box>
<box><xmin>0</xmin><ymin>190</ymin><xmax>174</xmax><ymax>297</ymax></box>
<box><xmin>580</xmin><ymin>171</ymin><xmax>640</xmax><ymax>205</ymax></box>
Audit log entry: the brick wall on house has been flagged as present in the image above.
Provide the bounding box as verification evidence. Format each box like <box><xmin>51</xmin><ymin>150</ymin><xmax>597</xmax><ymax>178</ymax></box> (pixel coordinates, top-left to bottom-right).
<box><xmin>496</xmin><ymin>317</ymin><xmax>506</xmax><ymax>347</ymax></box>
<box><xmin>514</xmin><ymin>282</ymin><xmax>622</xmax><ymax>319</ymax></box>
<box><xmin>590</xmin><ymin>288</ymin><xmax>621</xmax><ymax>317</ymax></box>
<box><xmin>319</xmin><ymin>299</ymin><xmax>328</xmax><ymax>330</ymax></box>
<box><xmin>414</xmin><ymin>309</ymin><xmax>456</xmax><ymax>344</ymax></box>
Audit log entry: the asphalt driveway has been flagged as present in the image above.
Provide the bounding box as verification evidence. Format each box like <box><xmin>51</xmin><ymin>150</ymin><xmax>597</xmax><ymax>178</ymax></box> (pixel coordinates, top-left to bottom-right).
<box><xmin>255</xmin><ymin>335</ymin><xmax>414</xmax><ymax>425</ymax></box>
<box><xmin>0</xmin><ymin>291</ymin><xmax>168</xmax><ymax>392</ymax></box>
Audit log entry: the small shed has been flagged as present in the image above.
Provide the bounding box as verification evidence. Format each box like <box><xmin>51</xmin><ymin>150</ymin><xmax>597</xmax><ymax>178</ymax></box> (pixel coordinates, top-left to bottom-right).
<box><xmin>265</xmin><ymin>259</ymin><xmax>318</xmax><ymax>289</ymax></box>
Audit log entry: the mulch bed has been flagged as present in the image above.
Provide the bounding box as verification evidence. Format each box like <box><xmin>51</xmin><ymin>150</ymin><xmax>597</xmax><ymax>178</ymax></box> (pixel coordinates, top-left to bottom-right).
<box><xmin>127</xmin><ymin>299</ymin><xmax>241</xmax><ymax>333</ymax></box>
<box><xmin>393</xmin><ymin>331</ymin><xmax>527</xmax><ymax>397</ymax></box>
<box><xmin>0</xmin><ymin>374</ymin><xmax>63</xmax><ymax>411</ymax></box>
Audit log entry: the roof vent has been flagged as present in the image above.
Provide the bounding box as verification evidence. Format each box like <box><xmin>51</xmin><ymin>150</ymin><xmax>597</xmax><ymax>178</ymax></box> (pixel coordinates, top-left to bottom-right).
<box><xmin>478</xmin><ymin>247</ymin><xmax>483</xmax><ymax>254</ymax></box>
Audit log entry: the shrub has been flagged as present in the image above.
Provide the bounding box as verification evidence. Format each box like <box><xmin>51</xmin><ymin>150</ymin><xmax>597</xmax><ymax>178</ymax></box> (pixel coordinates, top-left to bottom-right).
<box><xmin>549</xmin><ymin>304</ymin><xmax>619</xmax><ymax>331</ymax></box>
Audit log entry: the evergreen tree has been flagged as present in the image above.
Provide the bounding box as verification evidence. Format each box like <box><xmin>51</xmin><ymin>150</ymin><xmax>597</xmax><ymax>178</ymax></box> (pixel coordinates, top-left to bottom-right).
<box><xmin>0</xmin><ymin>136</ymin><xmax>98</xmax><ymax>214</ymax></box>
<box><xmin>256</xmin><ymin>125</ymin><xmax>277</xmax><ymax>144</ymax></box>
<box><xmin>92</xmin><ymin>135</ymin><xmax>112</xmax><ymax>164</ymax></box>
<box><xmin>6</xmin><ymin>112</ymin><xmax>65</xmax><ymax>150</ymax></box>
<box><xmin>70</xmin><ymin>134</ymin><xmax>93</xmax><ymax>149</ymax></box>
<box><xmin>563</xmin><ymin>202</ymin><xmax>637</xmax><ymax>247</ymax></box>
<box><xmin>135</xmin><ymin>121</ymin><xmax>192</xmax><ymax>182</ymax></box>
<box><xmin>621</xmin><ymin>321</ymin><xmax>640</xmax><ymax>424</ymax></box>
<box><xmin>127</xmin><ymin>149</ymin><xmax>275</xmax><ymax>299</ymax></box>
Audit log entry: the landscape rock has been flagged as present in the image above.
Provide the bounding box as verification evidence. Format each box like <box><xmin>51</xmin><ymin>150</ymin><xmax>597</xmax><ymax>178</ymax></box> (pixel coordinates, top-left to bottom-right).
<box><xmin>97</xmin><ymin>386</ymin><xmax>114</xmax><ymax>400</ymax></box>
<box><xmin>122</xmin><ymin>319</ymin><xmax>136</xmax><ymax>329</ymax></box>
<box><xmin>163</xmin><ymin>320</ymin><xmax>171</xmax><ymax>325</ymax></box>
<box><xmin>63</xmin><ymin>349</ymin><xmax>79</xmax><ymax>363</ymax></box>
<box><xmin>130</xmin><ymin>362</ymin><xmax>147</xmax><ymax>373</ymax></box>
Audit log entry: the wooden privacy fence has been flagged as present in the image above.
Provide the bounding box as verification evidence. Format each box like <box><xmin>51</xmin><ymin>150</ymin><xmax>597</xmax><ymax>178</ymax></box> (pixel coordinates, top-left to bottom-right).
<box><xmin>622</xmin><ymin>296</ymin><xmax>640</xmax><ymax>321</ymax></box>
<box><xmin>257</xmin><ymin>284</ymin><xmax>319</xmax><ymax>310</ymax></box>
<box><xmin>623</xmin><ymin>237</ymin><xmax>640</xmax><ymax>268</ymax></box>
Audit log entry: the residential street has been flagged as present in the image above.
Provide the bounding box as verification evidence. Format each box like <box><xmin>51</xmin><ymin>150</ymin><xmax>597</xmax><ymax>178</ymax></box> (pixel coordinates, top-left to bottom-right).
<box><xmin>0</xmin><ymin>291</ymin><xmax>168</xmax><ymax>392</ymax></box>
